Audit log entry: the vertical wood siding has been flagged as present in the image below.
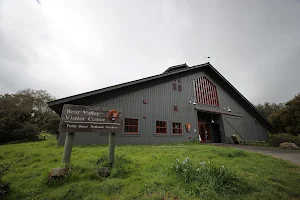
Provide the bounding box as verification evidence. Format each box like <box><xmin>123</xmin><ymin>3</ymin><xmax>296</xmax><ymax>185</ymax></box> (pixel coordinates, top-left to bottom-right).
<box><xmin>58</xmin><ymin>71</ymin><xmax>269</xmax><ymax>145</ymax></box>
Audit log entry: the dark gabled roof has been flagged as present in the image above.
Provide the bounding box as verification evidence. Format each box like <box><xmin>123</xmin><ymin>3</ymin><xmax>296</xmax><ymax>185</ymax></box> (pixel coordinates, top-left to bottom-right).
<box><xmin>48</xmin><ymin>62</ymin><xmax>273</xmax><ymax>130</ymax></box>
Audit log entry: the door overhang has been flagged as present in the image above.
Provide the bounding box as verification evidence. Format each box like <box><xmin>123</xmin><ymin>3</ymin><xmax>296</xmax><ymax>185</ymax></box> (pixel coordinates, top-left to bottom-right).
<box><xmin>194</xmin><ymin>106</ymin><xmax>242</xmax><ymax>117</ymax></box>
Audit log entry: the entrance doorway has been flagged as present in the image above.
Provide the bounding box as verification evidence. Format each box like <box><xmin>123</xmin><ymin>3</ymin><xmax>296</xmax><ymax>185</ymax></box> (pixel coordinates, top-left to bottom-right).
<box><xmin>212</xmin><ymin>124</ymin><xmax>221</xmax><ymax>143</ymax></box>
<box><xmin>198</xmin><ymin>123</ymin><xmax>211</xmax><ymax>143</ymax></box>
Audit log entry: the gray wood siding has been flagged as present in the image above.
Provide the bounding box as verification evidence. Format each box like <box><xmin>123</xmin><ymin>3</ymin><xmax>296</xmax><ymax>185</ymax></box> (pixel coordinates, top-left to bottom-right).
<box><xmin>58</xmin><ymin>71</ymin><xmax>269</xmax><ymax>145</ymax></box>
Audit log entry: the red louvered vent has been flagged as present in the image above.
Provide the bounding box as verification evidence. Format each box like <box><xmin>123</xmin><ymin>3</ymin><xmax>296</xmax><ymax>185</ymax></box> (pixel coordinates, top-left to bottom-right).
<box><xmin>193</xmin><ymin>76</ymin><xmax>219</xmax><ymax>106</ymax></box>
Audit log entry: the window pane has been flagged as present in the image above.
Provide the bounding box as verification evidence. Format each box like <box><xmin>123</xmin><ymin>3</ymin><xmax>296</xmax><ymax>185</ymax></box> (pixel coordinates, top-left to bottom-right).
<box><xmin>133</xmin><ymin>127</ymin><xmax>138</xmax><ymax>133</ymax></box>
<box><xmin>125</xmin><ymin>118</ymin><xmax>129</xmax><ymax>125</ymax></box>
<box><xmin>156</xmin><ymin>128</ymin><xmax>159</xmax><ymax>133</ymax></box>
<box><xmin>156</xmin><ymin>121</ymin><xmax>159</xmax><ymax>126</ymax></box>
<box><xmin>162</xmin><ymin>121</ymin><xmax>166</xmax><ymax>127</ymax></box>
<box><xmin>178</xmin><ymin>78</ymin><xmax>181</xmax><ymax>83</ymax></box>
<box><xmin>128</xmin><ymin>126</ymin><xmax>133</xmax><ymax>132</ymax></box>
<box><xmin>135</xmin><ymin>119</ymin><xmax>138</xmax><ymax>125</ymax></box>
<box><xmin>125</xmin><ymin>126</ymin><xmax>129</xmax><ymax>132</ymax></box>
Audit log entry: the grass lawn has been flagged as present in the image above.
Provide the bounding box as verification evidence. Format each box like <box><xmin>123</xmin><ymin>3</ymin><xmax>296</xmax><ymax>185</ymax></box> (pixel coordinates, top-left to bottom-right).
<box><xmin>1</xmin><ymin>135</ymin><xmax>300</xmax><ymax>200</ymax></box>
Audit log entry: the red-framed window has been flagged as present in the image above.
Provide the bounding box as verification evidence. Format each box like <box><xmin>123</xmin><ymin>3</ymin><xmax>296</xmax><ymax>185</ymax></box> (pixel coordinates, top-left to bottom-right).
<box><xmin>156</xmin><ymin>121</ymin><xmax>167</xmax><ymax>134</ymax></box>
<box><xmin>193</xmin><ymin>76</ymin><xmax>219</xmax><ymax>106</ymax></box>
<box><xmin>124</xmin><ymin>118</ymin><xmax>138</xmax><ymax>133</ymax></box>
<box><xmin>172</xmin><ymin>122</ymin><xmax>182</xmax><ymax>134</ymax></box>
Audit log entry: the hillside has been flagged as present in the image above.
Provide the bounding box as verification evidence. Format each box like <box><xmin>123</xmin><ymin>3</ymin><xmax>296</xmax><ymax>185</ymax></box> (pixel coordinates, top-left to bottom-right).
<box><xmin>1</xmin><ymin>136</ymin><xmax>300</xmax><ymax>200</ymax></box>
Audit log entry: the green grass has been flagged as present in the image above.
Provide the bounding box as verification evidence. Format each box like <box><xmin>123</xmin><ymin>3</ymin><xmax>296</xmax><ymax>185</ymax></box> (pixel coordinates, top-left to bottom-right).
<box><xmin>1</xmin><ymin>136</ymin><xmax>300</xmax><ymax>200</ymax></box>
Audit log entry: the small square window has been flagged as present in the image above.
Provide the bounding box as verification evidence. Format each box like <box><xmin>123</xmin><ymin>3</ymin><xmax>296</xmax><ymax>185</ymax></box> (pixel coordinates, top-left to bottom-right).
<box><xmin>172</xmin><ymin>83</ymin><xmax>177</xmax><ymax>90</ymax></box>
<box><xmin>124</xmin><ymin>118</ymin><xmax>138</xmax><ymax>134</ymax></box>
<box><xmin>174</xmin><ymin>105</ymin><xmax>178</xmax><ymax>112</ymax></box>
<box><xmin>156</xmin><ymin>120</ymin><xmax>167</xmax><ymax>134</ymax></box>
<box><xmin>178</xmin><ymin>85</ymin><xmax>182</xmax><ymax>92</ymax></box>
<box><xmin>172</xmin><ymin>122</ymin><xmax>182</xmax><ymax>134</ymax></box>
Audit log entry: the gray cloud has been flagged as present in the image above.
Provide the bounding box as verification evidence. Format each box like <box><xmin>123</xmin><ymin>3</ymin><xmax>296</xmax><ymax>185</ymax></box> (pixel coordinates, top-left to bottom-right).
<box><xmin>0</xmin><ymin>0</ymin><xmax>299</xmax><ymax>104</ymax></box>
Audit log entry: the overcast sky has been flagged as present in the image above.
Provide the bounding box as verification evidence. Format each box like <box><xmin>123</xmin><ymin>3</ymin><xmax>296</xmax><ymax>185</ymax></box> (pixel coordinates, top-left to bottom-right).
<box><xmin>0</xmin><ymin>0</ymin><xmax>299</xmax><ymax>104</ymax></box>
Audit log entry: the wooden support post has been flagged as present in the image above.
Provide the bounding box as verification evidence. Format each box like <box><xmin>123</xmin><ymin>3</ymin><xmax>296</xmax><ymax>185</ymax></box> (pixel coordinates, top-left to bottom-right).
<box><xmin>108</xmin><ymin>132</ymin><xmax>116</xmax><ymax>167</ymax></box>
<box><xmin>62</xmin><ymin>132</ymin><xmax>75</xmax><ymax>167</ymax></box>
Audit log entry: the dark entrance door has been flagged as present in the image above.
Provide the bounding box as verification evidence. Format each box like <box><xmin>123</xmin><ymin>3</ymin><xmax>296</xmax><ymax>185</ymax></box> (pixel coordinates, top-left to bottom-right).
<box><xmin>199</xmin><ymin>123</ymin><xmax>211</xmax><ymax>143</ymax></box>
<box><xmin>205</xmin><ymin>124</ymin><xmax>211</xmax><ymax>143</ymax></box>
<box><xmin>212</xmin><ymin>124</ymin><xmax>221</xmax><ymax>143</ymax></box>
<box><xmin>198</xmin><ymin>124</ymin><xmax>205</xmax><ymax>143</ymax></box>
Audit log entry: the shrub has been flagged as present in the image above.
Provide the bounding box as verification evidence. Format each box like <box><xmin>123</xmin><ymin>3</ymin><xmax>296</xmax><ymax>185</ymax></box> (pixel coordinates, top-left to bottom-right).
<box><xmin>269</xmin><ymin>133</ymin><xmax>300</xmax><ymax>147</ymax></box>
<box><xmin>173</xmin><ymin>157</ymin><xmax>253</xmax><ymax>198</ymax></box>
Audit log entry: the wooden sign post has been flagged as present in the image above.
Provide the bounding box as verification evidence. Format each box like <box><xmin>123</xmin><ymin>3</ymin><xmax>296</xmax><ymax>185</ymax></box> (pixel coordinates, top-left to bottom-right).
<box><xmin>59</xmin><ymin>104</ymin><xmax>123</xmax><ymax>167</ymax></box>
<box><xmin>62</xmin><ymin>132</ymin><xmax>75</xmax><ymax>165</ymax></box>
<box><xmin>108</xmin><ymin>132</ymin><xmax>116</xmax><ymax>166</ymax></box>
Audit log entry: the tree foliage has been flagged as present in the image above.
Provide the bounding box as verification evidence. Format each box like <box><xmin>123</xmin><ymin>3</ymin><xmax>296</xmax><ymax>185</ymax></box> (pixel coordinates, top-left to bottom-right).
<box><xmin>0</xmin><ymin>89</ymin><xmax>59</xmax><ymax>143</ymax></box>
<box><xmin>255</xmin><ymin>102</ymin><xmax>285</xmax><ymax>118</ymax></box>
<box><xmin>256</xmin><ymin>94</ymin><xmax>300</xmax><ymax>136</ymax></box>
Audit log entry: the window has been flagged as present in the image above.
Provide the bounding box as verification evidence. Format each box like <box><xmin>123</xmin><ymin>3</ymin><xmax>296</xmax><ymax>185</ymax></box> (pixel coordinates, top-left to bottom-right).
<box><xmin>178</xmin><ymin>84</ymin><xmax>182</xmax><ymax>91</ymax></box>
<box><xmin>124</xmin><ymin>118</ymin><xmax>138</xmax><ymax>133</ymax></box>
<box><xmin>172</xmin><ymin>83</ymin><xmax>177</xmax><ymax>90</ymax></box>
<box><xmin>172</xmin><ymin>78</ymin><xmax>182</xmax><ymax>91</ymax></box>
<box><xmin>156</xmin><ymin>121</ymin><xmax>167</xmax><ymax>134</ymax></box>
<box><xmin>174</xmin><ymin>105</ymin><xmax>178</xmax><ymax>112</ymax></box>
<box><xmin>172</xmin><ymin>122</ymin><xmax>182</xmax><ymax>134</ymax></box>
<box><xmin>193</xmin><ymin>76</ymin><xmax>219</xmax><ymax>106</ymax></box>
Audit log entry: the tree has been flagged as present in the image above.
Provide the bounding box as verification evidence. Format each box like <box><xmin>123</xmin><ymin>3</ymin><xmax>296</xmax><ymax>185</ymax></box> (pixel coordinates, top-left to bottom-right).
<box><xmin>255</xmin><ymin>102</ymin><xmax>285</xmax><ymax>118</ymax></box>
<box><xmin>282</xmin><ymin>94</ymin><xmax>300</xmax><ymax>135</ymax></box>
<box><xmin>260</xmin><ymin>94</ymin><xmax>300</xmax><ymax>136</ymax></box>
<box><xmin>0</xmin><ymin>89</ymin><xmax>59</xmax><ymax>143</ymax></box>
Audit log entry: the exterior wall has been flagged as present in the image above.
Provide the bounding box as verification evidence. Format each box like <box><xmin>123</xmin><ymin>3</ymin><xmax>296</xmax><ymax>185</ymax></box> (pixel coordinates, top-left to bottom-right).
<box><xmin>217</xmin><ymin>82</ymin><xmax>269</xmax><ymax>143</ymax></box>
<box><xmin>58</xmin><ymin>71</ymin><xmax>269</xmax><ymax>145</ymax></box>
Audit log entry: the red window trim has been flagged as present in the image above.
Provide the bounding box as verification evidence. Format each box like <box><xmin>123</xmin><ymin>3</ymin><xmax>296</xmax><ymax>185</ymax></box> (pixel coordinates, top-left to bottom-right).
<box><xmin>124</xmin><ymin>118</ymin><xmax>138</xmax><ymax>134</ymax></box>
<box><xmin>194</xmin><ymin>76</ymin><xmax>219</xmax><ymax>106</ymax></box>
<box><xmin>172</xmin><ymin>122</ymin><xmax>182</xmax><ymax>135</ymax></box>
<box><xmin>156</xmin><ymin>120</ymin><xmax>167</xmax><ymax>134</ymax></box>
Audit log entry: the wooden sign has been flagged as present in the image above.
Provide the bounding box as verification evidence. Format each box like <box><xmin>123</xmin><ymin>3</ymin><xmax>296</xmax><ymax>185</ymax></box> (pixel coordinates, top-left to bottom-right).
<box><xmin>59</xmin><ymin>104</ymin><xmax>123</xmax><ymax>133</ymax></box>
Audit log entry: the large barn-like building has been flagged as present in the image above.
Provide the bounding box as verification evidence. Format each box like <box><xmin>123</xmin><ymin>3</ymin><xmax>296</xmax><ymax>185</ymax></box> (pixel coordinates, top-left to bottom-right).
<box><xmin>48</xmin><ymin>63</ymin><xmax>272</xmax><ymax>145</ymax></box>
